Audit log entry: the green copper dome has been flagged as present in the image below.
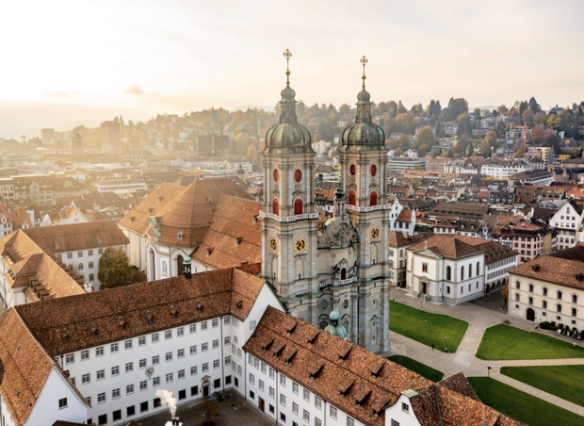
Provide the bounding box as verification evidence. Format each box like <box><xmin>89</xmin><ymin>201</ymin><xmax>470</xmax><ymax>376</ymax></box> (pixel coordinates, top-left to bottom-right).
<box><xmin>324</xmin><ymin>310</ymin><xmax>347</xmax><ymax>339</ymax></box>
<box><xmin>341</xmin><ymin>85</ymin><xmax>386</xmax><ymax>152</ymax></box>
<box><xmin>264</xmin><ymin>82</ymin><xmax>313</xmax><ymax>155</ymax></box>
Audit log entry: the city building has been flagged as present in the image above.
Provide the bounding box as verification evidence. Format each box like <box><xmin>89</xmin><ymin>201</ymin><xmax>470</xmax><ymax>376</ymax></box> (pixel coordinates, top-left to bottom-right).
<box><xmin>509</xmin><ymin>170</ymin><xmax>554</xmax><ymax>187</ymax></box>
<box><xmin>509</xmin><ymin>246</ymin><xmax>584</xmax><ymax>326</ymax></box>
<box><xmin>0</xmin><ymin>230</ymin><xmax>86</xmax><ymax>308</ymax></box>
<box><xmin>41</xmin><ymin>128</ymin><xmax>56</xmax><ymax>143</ymax></box>
<box><xmin>259</xmin><ymin>63</ymin><xmax>391</xmax><ymax>353</ymax></box>
<box><xmin>481</xmin><ymin>159</ymin><xmax>529</xmax><ymax>179</ymax></box>
<box><xmin>387</xmin><ymin>156</ymin><xmax>426</xmax><ymax>173</ymax></box>
<box><xmin>388</xmin><ymin>231</ymin><xmax>427</xmax><ymax>288</ymax></box>
<box><xmin>510</xmin><ymin>219</ymin><xmax>553</xmax><ymax>263</ymax></box>
<box><xmin>549</xmin><ymin>199</ymin><xmax>584</xmax><ymax>250</ymax></box>
<box><xmin>101</xmin><ymin>121</ymin><xmax>122</xmax><ymax>154</ymax></box>
<box><xmin>527</xmin><ymin>146</ymin><xmax>555</xmax><ymax>164</ymax></box>
<box><xmin>406</xmin><ymin>235</ymin><xmax>517</xmax><ymax>304</ymax></box>
<box><xmin>489</xmin><ymin>185</ymin><xmax>515</xmax><ymax>205</ymax></box>
<box><xmin>506</xmin><ymin>125</ymin><xmax>532</xmax><ymax>141</ymax></box>
<box><xmin>22</xmin><ymin>222</ymin><xmax>129</xmax><ymax>290</ymax></box>
<box><xmin>93</xmin><ymin>178</ymin><xmax>148</xmax><ymax>194</ymax></box>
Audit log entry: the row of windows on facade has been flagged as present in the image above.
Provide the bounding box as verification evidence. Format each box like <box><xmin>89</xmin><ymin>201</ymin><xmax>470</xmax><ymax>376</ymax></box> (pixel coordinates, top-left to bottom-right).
<box><xmin>63</xmin><ymin>316</ymin><xmax>237</xmax><ymax>364</ymax></box>
<box><xmin>85</xmin><ymin>381</ymin><xmax>224</xmax><ymax>425</ymax></box>
<box><xmin>70</xmin><ymin>343</ymin><xmax>233</xmax><ymax>383</ymax></box>
<box><xmin>517</xmin><ymin>295</ymin><xmax>579</xmax><ymax>316</ymax></box>
<box><xmin>516</xmin><ymin>282</ymin><xmax>579</xmax><ymax>303</ymax></box>
<box><xmin>421</xmin><ymin>262</ymin><xmax>482</xmax><ymax>281</ymax></box>
<box><xmin>248</xmin><ymin>354</ymin><xmax>355</xmax><ymax>426</ymax></box>
<box><xmin>57</xmin><ymin>249</ymin><xmax>103</xmax><ymax>260</ymax></box>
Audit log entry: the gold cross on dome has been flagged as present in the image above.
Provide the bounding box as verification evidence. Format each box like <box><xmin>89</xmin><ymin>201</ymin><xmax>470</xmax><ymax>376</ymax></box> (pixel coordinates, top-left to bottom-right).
<box><xmin>360</xmin><ymin>55</ymin><xmax>368</xmax><ymax>87</ymax></box>
<box><xmin>283</xmin><ymin>49</ymin><xmax>292</xmax><ymax>83</ymax></box>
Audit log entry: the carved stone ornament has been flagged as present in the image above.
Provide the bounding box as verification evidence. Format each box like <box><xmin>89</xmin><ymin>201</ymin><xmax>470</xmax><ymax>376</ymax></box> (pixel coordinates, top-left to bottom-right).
<box><xmin>318</xmin><ymin>216</ymin><xmax>359</xmax><ymax>249</ymax></box>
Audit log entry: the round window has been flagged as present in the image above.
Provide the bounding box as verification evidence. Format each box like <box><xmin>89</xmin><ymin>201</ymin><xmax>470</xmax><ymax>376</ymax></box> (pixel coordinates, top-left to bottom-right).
<box><xmin>294</xmin><ymin>169</ymin><xmax>302</xmax><ymax>182</ymax></box>
<box><xmin>273</xmin><ymin>169</ymin><xmax>279</xmax><ymax>181</ymax></box>
<box><xmin>350</xmin><ymin>164</ymin><xmax>356</xmax><ymax>175</ymax></box>
<box><xmin>371</xmin><ymin>164</ymin><xmax>377</xmax><ymax>176</ymax></box>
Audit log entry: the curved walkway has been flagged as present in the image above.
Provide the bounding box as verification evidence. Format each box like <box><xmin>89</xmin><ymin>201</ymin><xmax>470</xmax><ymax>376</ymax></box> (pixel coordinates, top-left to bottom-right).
<box><xmin>389</xmin><ymin>289</ymin><xmax>584</xmax><ymax>416</ymax></box>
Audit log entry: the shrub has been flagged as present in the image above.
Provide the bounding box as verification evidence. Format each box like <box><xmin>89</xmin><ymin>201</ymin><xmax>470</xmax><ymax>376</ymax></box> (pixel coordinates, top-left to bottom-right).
<box><xmin>539</xmin><ymin>321</ymin><xmax>551</xmax><ymax>330</ymax></box>
<box><xmin>572</xmin><ymin>327</ymin><xmax>579</xmax><ymax>336</ymax></box>
<box><xmin>558</xmin><ymin>323</ymin><xmax>564</xmax><ymax>331</ymax></box>
<box><xmin>551</xmin><ymin>321</ymin><xmax>556</xmax><ymax>328</ymax></box>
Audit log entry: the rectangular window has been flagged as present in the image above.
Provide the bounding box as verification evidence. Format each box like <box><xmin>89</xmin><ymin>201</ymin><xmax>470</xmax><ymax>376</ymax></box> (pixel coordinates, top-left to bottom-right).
<box><xmin>125</xmin><ymin>339</ymin><xmax>132</xmax><ymax>349</ymax></box>
<box><xmin>88</xmin><ymin>249</ymin><xmax>93</xmax><ymax>256</ymax></box>
<box><xmin>177</xmin><ymin>327</ymin><xmax>184</xmax><ymax>337</ymax></box>
<box><xmin>190</xmin><ymin>324</ymin><xmax>196</xmax><ymax>333</ymax></box>
<box><xmin>65</xmin><ymin>354</ymin><xmax>74</xmax><ymax>364</ymax></box>
<box><xmin>213</xmin><ymin>359</ymin><xmax>220</xmax><ymax>369</ymax></box>
<box><xmin>178</xmin><ymin>349</ymin><xmax>185</xmax><ymax>358</ymax></box>
<box><xmin>202</xmin><ymin>363</ymin><xmax>209</xmax><ymax>372</ymax></box>
<box><xmin>139</xmin><ymin>359</ymin><xmax>147</xmax><ymax>369</ymax></box>
<box><xmin>225</xmin><ymin>356</ymin><xmax>231</xmax><ymax>365</ymax></box>
<box><xmin>315</xmin><ymin>418</ymin><xmax>322</xmax><ymax>426</ymax></box>
<box><xmin>166</xmin><ymin>352</ymin><xmax>173</xmax><ymax>362</ymax></box>
<box><xmin>269</xmin><ymin>387</ymin><xmax>275</xmax><ymax>398</ymax></box>
<box><xmin>165</xmin><ymin>330</ymin><xmax>172</xmax><ymax>340</ymax></box>
<box><xmin>112</xmin><ymin>388</ymin><xmax>120</xmax><ymax>399</ymax></box>
<box><xmin>78</xmin><ymin>251</ymin><xmax>83</xmax><ymax>257</ymax></box>
<box><xmin>111</xmin><ymin>343</ymin><xmax>119</xmax><ymax>353</ymax></box>
<box><xmin>97</xmin><ymin>369</ymin><xmax>105</xmax><ymax>380</ymax></box>
<box><xmin>224</xmin><ymin>336</ymin><xmax>231</xmax><ymax>345</ymax></box>
<box><xmin>126</xmin><ymin>362</ymin><xmax>133</xmax><ymax>372</ymax></box>
<box><xmin>224</xmin><ymin>316</ymin><xmax>231</xmax><ymax>325</ymax></box>
<box><xmin>250</xmin><ymin>320</ymin><xmax>257</xmax><ymax>331</ymax></box>
<box><xmin>315</xmin><ymin>396</ymin><xmax>322</xmax><ymax>409</ymax></box>
<box><xmin>138</xmin><ymin>336</ymin><xmax>146</xmax><ymax>346</ymax></box>
<box><xmin>303</xmin><ymin>389</ymin><xmax>310</xmax><ymax>402</ymax></box>
<box><xmin>152</xmin><ymin>355</ymin><xmax>160</xmax><ymax>365</ymax></box>
<box><xmin>303</xmin><ymin>410</ymin><xmax>310</xmax><ymax>422</ymax></box>
<box><xmin>259</xmin><ymin>380</ymin><xmax>265</xmax><ymax>391</ymax></box>
<box><xmin>212</xmin><ymin>319</ymin><xmax>219</xmax><ymax>328</ymax></box>
<box><xmin>190</xmin><ymin>345</ymin><xmax>197</xmax><ymax>355</ymax></box>
<box><xmin>249</xmin><ymin>373</ymin><xmax>255</xmax><ymax>385</ymax></box>
<box><xmin>82</xmin><ymin>374</ymin><xmax>90</xmax><ymax>385</ymax></box>
<box><xmin>292</xmin><ymin>402</ymin><xmax>299</xmax><ymax>414</ymax></box>
<box><xmin>97</xmin><ymin>393</ymin><xmax>106</xmax><ymax>404</ymax></box>
<box><xmin>402</xmin><ymin>402</ymin><xmax>409</xmax><ymax>412</ymax></box>
<box><xmin>201</xmin><ymin>321</ymin><xmax>208</xmax><ymax>331</ymax></box>
<box><xmin>152</xmin><ymin>333</ymin><xmax>159</xmax><ymax>343</ymax></box>
<box><xmin>292</xmin><ymin>382</ymin><xmax>299</xmax><ymax>394</ymax></box>
<box><xmin>280</xmin><ymin>375</ymin><xmax>286</xmax><ymax>386</ymax></box>
<box><xmin>140</xmin><ymin>381</ymin><xmax>148</xmax><ymax>391</ymax></box>
<box><xmin>126</xmin><ymin>384</ymin><xmax>134</xmax><ymax>395</ymax></box>
<box><xmin>269</xmin><ymin>368</ymin><xmax>275</xmax><ymax>379</ymax></box>
<box><xmin>213</xmin><ymin>339</ymin><xmax>219</xmax><ymax>349</ymax></box>
<box><xmin>178</xmin><ymin>369</ymin><xmax>185</xmax><ymax>379</ymax></box>
<box><xmin>330</xmin><ymin>406</ymin><xmax>337</xmax><ymax>419</ymax></box>
<box><xmin>81</xmin><ymin>350</ymin><xmax>89</xmax><ymax>361</ymax></box>
<box><xmin>111</xmin><ymin>366</ymin><xmax>120</xmax><ymax>376</ymax></box>
<box><xmin>261</xmin><ymin>362</ymin><xmax>267</xmax><ymax>374</ymax></box>
<box><xmin>191</xmin><ymin>366</ymin><xmax>198</xmax><ymax>376</ymax></box>
<box><xmin>422</xmin><ymin>263</ymin><xmax>428</xmax><ymax>272</ymax></box>
<box><xmin>166</xmin><ymin>373</ymin><xmax>173</xmax><ymax>383</ymax></box>
<box><xmin>280</xmin><ymin>394</ymin><xmax>286</xmax><ymax>406</ymax></box>
<box><xmin>347</xmin><ymin>418</ymin><xmax>355</xmax><ymax>426</ymax></box>
<box><xmin>154</xmin><ymin>376</ymin><xmax>161</xmax><ymax>386</ymax></box>
<box><xmin>202</xmin><ymin>343</ymin><xmax>208</xmax><ymax>352</ymax></box>
<box><xmin>98</xmin><ymin>248</ymin><xmax>103</xmax><ymax>255</ymax></box>
<box><xmin>140</xmin><ymin>401</ymin><xmax>148</xmax><ymax>412</ymax></box>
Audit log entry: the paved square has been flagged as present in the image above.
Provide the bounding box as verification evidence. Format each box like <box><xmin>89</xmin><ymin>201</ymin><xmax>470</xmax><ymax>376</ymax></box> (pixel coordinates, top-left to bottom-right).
<box><xmin>135</xmin><ymin>391</ymin><xmax>274</xmax><ymax>426</ymax></box>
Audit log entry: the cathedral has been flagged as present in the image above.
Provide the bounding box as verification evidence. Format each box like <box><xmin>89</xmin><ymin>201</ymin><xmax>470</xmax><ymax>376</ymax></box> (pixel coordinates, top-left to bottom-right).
<box><xmin>260</xmin><ymin>52</ymin><xmax>391</xmax><ymax>353</ymax></box>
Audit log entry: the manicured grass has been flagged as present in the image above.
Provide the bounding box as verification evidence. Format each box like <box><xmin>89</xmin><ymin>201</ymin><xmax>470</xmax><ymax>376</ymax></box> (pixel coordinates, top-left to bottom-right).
<box><xmin>501</xmin><ymin>365</ymin><xmax>584</xmax><ymax>408</ymax></box>
<box><xmin>468</xmin><ymin>377</ymin><xmax>584</xmax><ymax>426</ymax></box>
<box><xmin>389</xmin><ymin>300</ymin><xmax>468</xmax><ymax>352</ymax></box>
<box><xmin>388</xmin><ymin>355</ymin><xmax>444</xmax><ymax>382</ymax></box>
<box><xmin>475</xmin><ymin>324</ymin><xmax>584</xmax><ymax>360</ymax></box>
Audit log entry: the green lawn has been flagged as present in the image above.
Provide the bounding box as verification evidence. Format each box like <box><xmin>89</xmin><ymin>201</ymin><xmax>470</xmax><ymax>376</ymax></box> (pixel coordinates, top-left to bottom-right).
<box><xmin>501</xmin><ymin>365</ymin><xmax>584</xmax><ymax>408</ymax></box>
<box><xmin>388</xmin><ymin>355</ymin><xmax>444</xmax><ymax>382</ymax></box>
<box><xmin>389</xmin><ymin>300</ymin><xmax>468</xmax><ymax>352</ymax></box>
<box><xmin>468</xmin><ymin>377</ymin><xmax>584</xmax><ymax>426</ymax></box>
<box><xmin>476</xmin><ymin>324</ymin><xmax>584</xmax><ymax>360</ymax></box>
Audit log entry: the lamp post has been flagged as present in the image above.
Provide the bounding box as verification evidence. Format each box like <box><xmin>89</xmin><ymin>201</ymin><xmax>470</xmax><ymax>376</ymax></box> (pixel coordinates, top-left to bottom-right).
<box><xmin>488</xmin><ymin>366</ymin><xmax>491</xmax><ymax>378</ymax></box>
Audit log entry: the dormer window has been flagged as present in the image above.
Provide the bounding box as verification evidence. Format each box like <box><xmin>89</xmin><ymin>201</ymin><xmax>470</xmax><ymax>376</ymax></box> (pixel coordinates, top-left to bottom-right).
<box><xmin>177</xmin><ymin>231</ymin><xmax>184</xmax><ymax>241</ymax></box>
<box><xmin>97</xmin><ymin>239</ymin><xmax>102</xmax><ymax>244</ymax></box>
<box><xmin>55</xmin><ymin>244</ymin><xmax>60</xmax><ymax>249</ymax></box>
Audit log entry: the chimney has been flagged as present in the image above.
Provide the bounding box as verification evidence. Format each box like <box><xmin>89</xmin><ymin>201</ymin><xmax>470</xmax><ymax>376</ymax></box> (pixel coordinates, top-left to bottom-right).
<box><xmin>183</xmin><ymin>256</ymin><xmax>192</xmax><ymax>279</ymax></box>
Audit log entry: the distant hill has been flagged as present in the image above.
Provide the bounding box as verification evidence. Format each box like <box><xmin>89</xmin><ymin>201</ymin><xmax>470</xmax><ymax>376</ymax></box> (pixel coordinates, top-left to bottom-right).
<box><xmin>231</xmin><ymin>105</ymin><xmax>274</xmax><ymax>113</ymax></box>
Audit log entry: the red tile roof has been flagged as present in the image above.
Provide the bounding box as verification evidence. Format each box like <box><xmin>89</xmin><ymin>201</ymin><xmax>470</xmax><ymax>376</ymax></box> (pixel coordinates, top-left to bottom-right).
<box><xmin>510</xmin><ymin>255</ymin><xmax>584</xmax><ymax>290</ymax></box>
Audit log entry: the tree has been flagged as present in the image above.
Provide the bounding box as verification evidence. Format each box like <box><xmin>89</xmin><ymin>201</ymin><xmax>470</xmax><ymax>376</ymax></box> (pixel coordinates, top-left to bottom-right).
<box><xmin>393</xmin><ymin>147</ymin><xmax>403</xmax><ymax>157</ymax></box>
<box><xmin>497</xmin><ymin>105</ymin><xmax>508</xmax><ymax>114</ymax></box>
<box><xmin>415</xmin><ymin>126</ymin><xmax>438</xmax><ymax>148</ymax></box>
<box><xmin>569</xmin><ymin>148</ymin><xmax>582</xmax><ymax>158</ymax></box>
<box><xmin>480</xmin><ymin>140</ymin><xmax>492</xmax><ymax>157</ymax></box>
<box><xmin>528</xmin><ymin>97</ymin><xmax>540</xmax><ymax>113</ymax></box>
<box><xmin>98</xmin><ymin>248</ymin><xmax>133</xmax><ymax>289</ymax></box>
<box><xmin>514</xmin><ymin>149</ymin><xmax>524</xmax><ymax>158</ymax></box>
<box><xmin>485</xmin><ymin>130</ymin><xmax>498</xmax><ymax>147</ymax></box>
<box><xmin>522</xmin><ymin>108</ymin><xmax>535</xmax><ymax>127</ymax></box>
<box><xmin>531</xmin><ymin>124</ymin><xmax>546</xmax><ymax>142</ymax></box>
<box><xmin>501</xmin><ymin>283</ymin><xmax>509</xmax><ymax>303</ymax></box>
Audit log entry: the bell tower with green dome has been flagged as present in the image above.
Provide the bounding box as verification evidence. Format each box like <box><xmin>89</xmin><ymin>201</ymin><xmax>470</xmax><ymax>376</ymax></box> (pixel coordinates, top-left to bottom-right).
<box><xmin>260</xmin><ymin>49</ymin><xmax>320</xmax><ymax>326</ymax></box>
<box><xmin>337</xmin><ymin>56</ymin><xmax>391</xmax><ymax>353</ymax></box>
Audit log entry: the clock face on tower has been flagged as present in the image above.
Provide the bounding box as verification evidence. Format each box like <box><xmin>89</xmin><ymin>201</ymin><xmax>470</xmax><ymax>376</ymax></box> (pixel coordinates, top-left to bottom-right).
<box><xmin>268</xmin><ymin>237</ymin><xmax>278</xmax><ymax>252</ymax></box>
<box><xmin>294</xmin><ymin>236</ymin><xmax>308</xmax><ymax>254</ymax></box>
<box><xmin>370</xmin><ymin>226</ymin><xmax>380</xmax><ymax>241</ymax></box>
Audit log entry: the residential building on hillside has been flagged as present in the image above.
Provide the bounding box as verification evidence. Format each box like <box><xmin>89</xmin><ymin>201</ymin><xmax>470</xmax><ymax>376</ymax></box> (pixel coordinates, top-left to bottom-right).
<box><xmin>509</xmin><ymin>247</ymin><xmax>584</xmax><ymax>327</ymax></box>
<box><xmin>509</xmin><ymin>170</ymin><xmax>554</xmax><ymax>187</ymax></box>
<box><xmin>527</xmin><ymin>146</ymin><xmax>555</xmax><ymax>164</ymax></box>
<box><xmin>442</xmin><ymin>121</ymin><xmax>458</xmax><ymax>136</ymax></box>
<box><xmin>406</xmin><ymin>235</ymin><xmax>517</xmax><ymax>304</ymax></box>
<box><xmin>101</xmin><ymin>120</ymin><xmax>122</xmax><ymax>154</ymax></box>
<box><xmin>387</xmin><ymin>156</ymin><xmax>426</xmax><ymax>173</ymax></box>
<box><xmin>506</xmin><ymin>125</ymin><xmax>532</xmax><ymax>140</ymax></box>
<box><xmin>41</xmin><ymin>205</ymin><xmax>89</xmax><ymax>227</ymax></box>
<box><xmin>22</xmin><ymin>222</ymin><xmax>129</xmax><ymax>290</ymax></box>
<box><xmin>445</xmin><ymin>156</ymin><xmax>485</xmax><ymax>174</ymax></box>
<box><xmin>511</xmin><ymin>219</ymin><xmax>554</xmax><ymax>263</ymax></box>
<box><xmin>0</xmin><ymin>230</ymin><xmax>86</xmax><ymax>308</ymax></box>
<box><xmin>481</xmin><ymin>159</ymin><xmax>529</xmax><ymax>179</ymax></box>
<box><xmin>528</xmin><ymin>156</ymin><xmax>547</xmax><ymax>170</ymax></box>
<box><xmin>426</xmin><ymin>157</ymin><xmax>452</xmax><ymax>173</ymax></box>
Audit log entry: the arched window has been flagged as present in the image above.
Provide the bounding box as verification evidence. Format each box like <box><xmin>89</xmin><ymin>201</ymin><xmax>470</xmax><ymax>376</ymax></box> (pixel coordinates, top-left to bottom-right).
<box><xmin>572</xmin><ymin>308</ymin><xmax>577</xmax><ymax>317</ymax></box>
<box><xmin>543</xmin><ymin>287</ymin><xmax>548</xmax><ymax>296</ymax></box>
<box><xmin>294</xmin><ymin>199</ymin><xmax>303</xmax><ymax>215</ymax></box>
<box><xmin>294</xmin><ymin>169</ymin><xmax>302</xmax><ymax>182</ymax></box>
<box><xmin>273</xmin><ymin>169</ymin><xmax>279</xmax><ymax>181</ymax></box>
<box><xmin>516</xmin><ymin>281</ymin><xmax>521</xmax><ymax>289</ymax></box>
<box><xmin>529</xmin><ymin>284</ymin><xmax>534</xmax><ymax>293</ymax></box>
<box><xmin>177</xmin><ymin>255</ymin><xmax>184</xmax><ymax>276</ymax></box>
<box><xmin>557</xmin><ymin>291</ymin><xmax>563</xmax><ymax>300</ymax></box>
<box><xmin>370</xmin><ymin>192</ymin><xmax>377</xmax><ymax>207</ymax></box>
<box><xmin>272</xmin><ymin>199</ymin><xmax>279</xmax><ymax>216</ymax></box>
<box><xmin>461</xmin><ymin>266</ymin><xmax>465</xmax><ymax>281</ymax></box>
<box><xmin>469</xmin><ymin>266</ymin><xmax>472</xmax><ymax>279</ymax></box>
<box><xmin>350</xmin><ymin>164</ymin><xmax>356</xmax><ymax>175</ymax></box>
<box><xmin>371</xmin><ymin>165</ymin><xmax>377</xmax><ymax>176</ymax></box>
<box><xmin>528</xmin><ymin>297</ymin><xmax>533</xmax><ymax>305</ymax></box>
<box><xmin>543</xmin><ymin>300</ymin><xmax>547</xmax><ymax>309</ymax></box>
<box><xmin>341</xmin><ymin>268</ymin><xmax>347</xmax><ymax>280</ymax></box>
<box><xmin>150</xmin><ymin>249</ymin><xmax>156</xmax><ymax>279</ymax></box>
<box><xmin>446</xmin><ymin>266</ymin><xmax>451</xmax><ymax>281</ymax></box>
<box><xmin>557</xmin><ymin>304</ymin><xmax>562</xmax><ymax>313</ymax></box>
<box><xmin>515</xmin><ymin>293</ymin><xmax>520</xmax><ymax>302</ymax></box>
<box><xmin>349</xmin><ymin>191</ymin><xmax>356</xmax><ymax>206</ymax></box>
<box><xmin>476</xmin><ymin>262</ymin><xmax>480</xmax><ymax>276</ymax></box>
<box><xmin>573</xmin><ymin>294</ymin><xmax>578</xmax><ymax>304</ymax></box>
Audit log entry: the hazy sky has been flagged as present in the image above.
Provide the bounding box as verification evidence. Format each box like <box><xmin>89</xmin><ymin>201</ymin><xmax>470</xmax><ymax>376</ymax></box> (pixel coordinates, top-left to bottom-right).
<box><xmin>2</xmin><ymin>0</ymin><xmax>584</xmax><ymax>138</ymax></box>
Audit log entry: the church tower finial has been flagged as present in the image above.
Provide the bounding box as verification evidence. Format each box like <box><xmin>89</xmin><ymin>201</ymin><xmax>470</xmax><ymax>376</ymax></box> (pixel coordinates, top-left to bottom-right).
<box><xmin>284</xmin><ymin>48</ymin><xmax>292</xmax><ymax>84</ymax></box>
<box><xmin>360</xmin><ymin>55</ymin><xmax>368</xmax><ymax>90</ymax></box>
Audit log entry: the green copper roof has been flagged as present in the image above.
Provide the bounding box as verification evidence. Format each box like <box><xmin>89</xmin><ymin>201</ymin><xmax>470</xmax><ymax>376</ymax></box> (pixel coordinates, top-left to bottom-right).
<box><xmin>324</xmin><ymin>310</ymin><xmax>347</xmax><ymax>339</ymax></box>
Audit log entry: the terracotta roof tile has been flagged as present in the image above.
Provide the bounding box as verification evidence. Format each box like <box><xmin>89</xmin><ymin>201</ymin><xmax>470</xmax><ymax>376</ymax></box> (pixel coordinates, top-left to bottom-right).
<box><xmin>510</xmin><ymin>255</ymin><xmax>584</xmax><ymax>290</ymax></box>
<box><xmin>15</xmin><ymin>268</ymin><xmax>265</xmax><ymax>355</ymax></box>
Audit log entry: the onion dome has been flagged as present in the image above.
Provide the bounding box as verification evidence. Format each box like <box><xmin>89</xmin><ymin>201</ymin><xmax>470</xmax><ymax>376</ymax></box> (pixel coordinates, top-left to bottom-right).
<box><xmin>324</xmin><ymin>310</ymin><xmax>347</xmax><ymax>339</ymax></box>
<box><xmin>341</xmin><ymin>56</ymin><xmax>386</xmax><ymax>152</ymax></box>
<box><xmin>264</xmin><ymin>49</ymin><xmax>313</xmax><ymax>155</ymax></box>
